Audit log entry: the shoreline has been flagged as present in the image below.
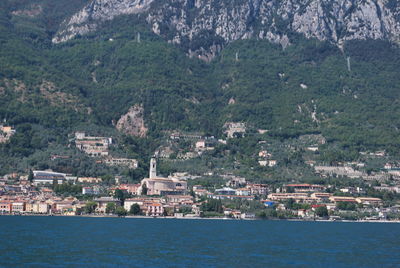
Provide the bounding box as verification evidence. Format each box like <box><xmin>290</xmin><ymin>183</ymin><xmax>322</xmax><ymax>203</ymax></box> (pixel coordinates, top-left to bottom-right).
<box><xmin>1</xmin><ymin>213</ymin><xmax>400</xmax><ymax>223</ymax></box>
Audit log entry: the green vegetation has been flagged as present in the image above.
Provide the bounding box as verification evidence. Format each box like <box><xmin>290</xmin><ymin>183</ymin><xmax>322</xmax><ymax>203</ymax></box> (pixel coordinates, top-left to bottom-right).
<box><xmin>53</xmin><ymin>183</ymin><xmax>82</xmax><ymax>196</ymax></box>
<box><xmin>336</xmin><ymin>202</ymin><xmax>357</xmax><ymax>211</ymax></box>
<box><xmin>201</xmin><ymin>199</ymin><xmax>223</xmax><ymax>214</ymax></box>
<box><xmin>84</xmin><ymin>201</ymin><xmax>97</xmax><ymax>214</ymax></box>
<box><xmin>105</xmin><ymin>203</ymin><xmax>116</xmax><ymax>214</ymax></box>
<box><xmin>129</xmin><ymin>203</ymin><xmax>141</xmax><ymax>215</ymax></box>
<box><xmin>315</xmin><ymin>206</ymin><xmax>329</xmax><ymax>217</ymax></box>
<box><xmin>1</xmin><ymin>0</ymin><xmax>400</xmax><ymax>183</ymax></box>
<box><xmin>115</xmin><ymin>207</ymin><xmax>127</xmax><ymax>216</ymax></box>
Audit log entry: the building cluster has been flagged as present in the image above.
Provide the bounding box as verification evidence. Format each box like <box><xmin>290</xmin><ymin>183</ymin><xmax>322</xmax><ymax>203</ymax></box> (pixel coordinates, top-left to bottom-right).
<box><xmin>1</xmin><ymin>157</ymin><xmax>399</xmax><ymax>220</ymax></box>
<box><xmin>74</xmin><ymin>132</ymin><xmax>112</xmax><ymax>157</ymax></box>
<box><xmin>0</xmin><ymin>176</ymin><xmax>86</xmax><ymax>215</ymax></box>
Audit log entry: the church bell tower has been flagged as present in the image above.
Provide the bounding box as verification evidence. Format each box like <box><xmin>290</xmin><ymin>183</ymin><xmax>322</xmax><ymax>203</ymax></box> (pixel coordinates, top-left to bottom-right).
<box><xmin>149</xmin><ymin>157</ymin><xmax>157</xmax><ymax>178</ymax></box>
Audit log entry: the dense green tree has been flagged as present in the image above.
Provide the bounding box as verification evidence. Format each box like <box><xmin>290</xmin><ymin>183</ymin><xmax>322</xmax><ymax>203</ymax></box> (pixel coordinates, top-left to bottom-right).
<box><xmin>141</xmin><ymin>184</ymin><xmax>148</xmax><ymax>196</ymax></box>
<box><xmin>129</xmin><ymin>203</ymin><xmax>141</xmax><ymax>215</ymax></box>
<box><xmin>84</xmin><ymin>201</ymin><xmax>97</xmax><ymax>214</ymax></box>
<box><xmin>315</xmin><ymin>206</ymin><xmax>329</xmax><ymax>217</ymax></box>
<box><xmin>115</xmin><ymin>207</ymin><xmax>127</xmax><ymax>216</ymax></box>
<box><xmin>106</xmin><ymin>203</ymin><xmax>116</xmax><ymax>214</ymax></box>
<box><xmin>336</xmin><ymin>202</ymin><xmax>356</xmax><ymax>211</ymax></box>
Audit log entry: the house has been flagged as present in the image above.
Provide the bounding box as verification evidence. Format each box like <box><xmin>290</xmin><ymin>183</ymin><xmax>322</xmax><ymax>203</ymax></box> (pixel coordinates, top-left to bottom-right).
<box><xmin>223</xmin><ymin>122</ymin><xmax>246</xmax><ymax>138</ymax></box>
<box><xmin>225</xmin><ymin>177</ymin><xmax>246</xmax><ymax>188</ymax></box>
<box><xmin>246</xmin><ymin>184</ymin><xmax>269</xmax><ymax>196</ymax></box>
<box><xmin>11</xmin><ymin>202</ymin><xmax>25</xmax><ymax>213</ymax></box>
<box><xmin>235</xmin><ymin>188</ymin><xmax>250</xmax><ymax>196</ymax></box>
<box><xmin>124</xmin><ymin>198</ymin><xmax>146</xmax><ymax>211</ymax></box>
<box><xmin>258</xmin><ymin>150</ymin><xmax>272</xmax><ymax>158</ymax></box>
<box><xmin>53</xmin><ymin>201</ymin><xmax>74</xmax><ymax>213</ymax></box>
<box><xmin>0</xmin><ymin>201</ymin><xmax>11</xmax><ymax>213</ymax></box>
<box><xmin>103</xmin><ymin>158</ymin><xmax>138</xmax><ymax>169</ymax></box>
<box><xmin>78</xmin><ymin>177</ymin><xmax>102</xmax><ymax>184</ymax></box>
<box><xmin>32</xmin><ymin>202</ymin><xmax>50</xmax><ymax>214</ymax></box>
<box><xmin>94</xmin><ymin>197</ymin><xmax>121</xmax><ymax>213</ymax></box>
<box><xmin>82</xmin><ymin>187</ymin><xmax>100</xmax><ymax>195</ymax></box>
<box><xmin>165</xmin><ymin>195</ymin><xmax>193</xmax><ymax>205</ymax></box>
<box><xmin>267</xmin><ymin>193</ymin><xmax>310</xmax><ymax>203</ymax></box>
<box><xmin>146</xmin><ymin>203</ymin><xmax>164</xmax><ymax>216</ymax></box>
<box><xmin>241</xmin><ymin>213</ymin><xmax>256</xmax><ymax>219</ymax></box>
<box><xmin>340</xmin><ymin>187</ymin><xmax>365</xmax><ymax>195</ymax></box>
<box><xmin>193</xmin><ymin>188</ymin><xmax>209</xmax><ymax>197</ymax></box>
<box><xmin>215</xmin><ymin>187</ymin><xmax>236</xmax><ymax>195</ymax></box>
<box><xmin>355</xmin><ymin>197</ymin><xmax>382</xmax><ymax>206</ymax></box>
<box><xmin>258</xmin><ymin>160</ymin><xmax>268</xmax><ymax>167</ymax></box>
<box><xmin>118</xmin><ymin>184</ymin><xmax>140</xmax><ymax>195</ymax></box>
<box><xmin>195</xmin><ymin>139</ymin><xmax>215</xmax><ymax>152</ymax></box>
<box><xmin>306</xmin><ymin>146</ymin><xmax>319</xmax><ymax>152</ymax></box>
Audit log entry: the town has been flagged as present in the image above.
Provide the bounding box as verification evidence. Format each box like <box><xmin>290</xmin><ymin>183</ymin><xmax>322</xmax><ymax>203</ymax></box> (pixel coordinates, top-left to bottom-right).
<box><xmin>1</xmin><ymin>153</ymin><xmax>400</xmax><ymax>221</ymax></box>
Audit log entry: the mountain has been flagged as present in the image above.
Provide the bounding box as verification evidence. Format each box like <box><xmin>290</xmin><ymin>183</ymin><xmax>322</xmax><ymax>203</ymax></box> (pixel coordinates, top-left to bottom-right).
<box><xmin>0</xmin><ymin>0</ymin><xmax>400</xmax><ymax>178</ymax></box>
<box><xmin>53</xmin><ymin>0</ymin><xmax>400</xmax><ymax>59</ymax></box>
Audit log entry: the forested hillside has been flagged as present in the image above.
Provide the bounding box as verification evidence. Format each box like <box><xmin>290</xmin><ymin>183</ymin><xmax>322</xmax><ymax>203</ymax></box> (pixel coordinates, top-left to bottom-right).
<box><xmin>1</xmin><ymin>0</ymin><xmax>400</xmax><ymax>178</ymax></box>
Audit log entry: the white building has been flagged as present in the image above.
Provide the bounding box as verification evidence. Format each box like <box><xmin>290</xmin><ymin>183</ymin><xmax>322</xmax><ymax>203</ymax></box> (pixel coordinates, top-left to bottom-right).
<box><xmin>33</xmin><ymin>170</ymin><xmax>66</xmax><ymax>185</ymax></box>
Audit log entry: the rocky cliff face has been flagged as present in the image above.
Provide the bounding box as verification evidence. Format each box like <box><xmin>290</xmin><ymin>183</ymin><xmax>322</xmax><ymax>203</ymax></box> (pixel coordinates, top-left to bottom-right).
<box><xmin>54</xmin><ymin>0</ymin><xmax>400</xmax><ymax>58</ymax></box>
<box><xmin>116</xmin><ymin>104</ymin><xmax>148</xmax><ymax>137</ymax></box>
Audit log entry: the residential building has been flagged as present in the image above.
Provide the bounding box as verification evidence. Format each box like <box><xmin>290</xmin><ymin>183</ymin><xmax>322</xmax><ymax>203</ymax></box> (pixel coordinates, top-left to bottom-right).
<box><xmin>82</xmin><ymin>187</ymin><xmax>100</xmax><ymax>195</ymax></box>
<box><xmin>215</xmin><ymin>187</ymin><xmax>236</xmax><ymax>195</ymax></box>
<box><xmin>146</xmin><ymin>203</ymin><xmax>164</xmax><ymax>216</ymax></box>
<box><xmin>165</xmin><ymin>195</ymin><xmax>193</xmax><ymax>205</ymax></box>
<box><xmin>0</xmin><ymin>202</ymin><xmax>11</xmax><ymax>213</ymax></box>
<box><xmin>118</xmin><ymin>184</ymin><xmax>140</xmax><ymax>195</ymax></box>
<box><xmin>94</xmin><ymin>197</ymin><xmax>121</xmax><ymax>213</ymax></box>
<box><xmin>103</xmin><ymin>158</ymin><xmax>138</xmax><ymax>169</ymax></box>
<box><xmin>285</xmin><ymin>184</ymin><xmax>326</xmax><ymax>193</ymax></box>
<box><xmin>235</xmin><ymin>188</ymin><xmax>250</xmax><ymax>196</ymax></box>
<box><xmin>246</xmin><ymin>184</ymin><xmax>269</xmax><ymax>196</ymax></box>
<box><xmin>329</xmin><ymin>196</ymin><xmax>357</xmax><ymax>203</ymax></box>
<box><xmin>311</xmin><ymin>192</ymin><xmax>332</xmax><ymax>202</ymax></box>
<box><xmin>356</xmin><ymin>197</ymin><xmax>383</xmax><ymax>206</ymax></box>
<box><xmin>33</xmin><ymin>170</ymin><xmax>66</xmax><ymax>186</ymax></box>
<box><xmin>74</xmin><ymin>132</ymin><xmax>112</xmax><ymax>157</ymax></box>
<box><xmin>78</xmin><ymin>177</ymin><xmax>102</xmax><ymax>184</ymax></box>
<box><xmin>223</xmin><ymin>122</ymin><xmax>246</xmax><ymax>138</ymax></box>
<box><xmin>11</xmin><ymin>202</ymin><xmax>25</xmax><ymax>213</ymax></box>
<box><xmin>208</xmin><ymin>194</ymin><xmax>255</xmax><ymax>201</ymax></box>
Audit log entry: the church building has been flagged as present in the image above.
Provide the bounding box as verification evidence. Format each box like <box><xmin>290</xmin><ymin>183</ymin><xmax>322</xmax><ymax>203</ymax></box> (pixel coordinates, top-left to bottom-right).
<box><xmin>137</xmin><ymin>158</ymin><xmax>187</xmax><ymax>196</ymax></box>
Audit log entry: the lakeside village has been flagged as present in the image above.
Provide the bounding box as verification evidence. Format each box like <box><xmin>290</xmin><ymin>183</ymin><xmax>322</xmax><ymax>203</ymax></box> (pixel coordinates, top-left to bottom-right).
<box><xmin>1</xmin><ymin>129</ymin><xmax>400</xmax><ymax>221</ymax></box>
<box><xmin>1</xmin><ymin>157</ymin><xmax>400</xmax><ymax>221</ymax></box>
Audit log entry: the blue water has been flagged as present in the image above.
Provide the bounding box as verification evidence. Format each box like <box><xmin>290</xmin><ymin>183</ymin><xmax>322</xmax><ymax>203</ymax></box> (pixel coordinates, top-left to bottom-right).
<box><xmin>0</xmin><ymin>216</ymin><xmax>399</xmax><ymax>267</ymax></box>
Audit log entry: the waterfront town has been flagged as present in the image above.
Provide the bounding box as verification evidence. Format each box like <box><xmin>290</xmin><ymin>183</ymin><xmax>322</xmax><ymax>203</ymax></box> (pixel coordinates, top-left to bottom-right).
<box><xmin>1</xmin><ymin>155</ymin><xmax>400</xmax><ymax>221</ymax></box>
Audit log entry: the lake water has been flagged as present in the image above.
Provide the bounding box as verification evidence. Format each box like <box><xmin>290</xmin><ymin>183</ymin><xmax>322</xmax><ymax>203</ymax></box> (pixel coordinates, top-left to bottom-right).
<box><xmin>0</xmin><ymin>216</ymin><xmax>399</xmax><ymax>267</ymax></box>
